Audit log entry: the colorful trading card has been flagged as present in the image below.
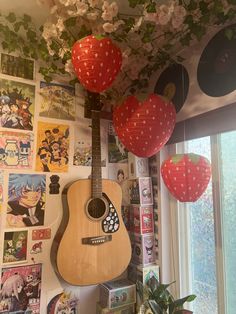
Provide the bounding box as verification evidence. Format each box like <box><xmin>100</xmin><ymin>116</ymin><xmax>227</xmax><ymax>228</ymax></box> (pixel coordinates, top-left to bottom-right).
<box><xmin>108</xmin><ymin>122</ymin><xmax>128</xmax><ymax>163</ymax></box>
<box><xmin>6</xmin><ymin>174</ymin><xmax>46</xmax><ymax>228</ymax></box>
<box><xmin>3</xmin><ymin>231</ymin><xmax>28</xmax><ymax>264</ymax></box>
<box><xmin>36</xmin><ymin>121</ymin><xmax>69</xmax><ymax>172</ymax></box>
<box><xmin>47</xmin><ymin>291</ymin><xmax>79</xmax><ymax>314</ymax></box>
<box><xmin>32</xmin><ymin>228</ymin><xmax>51</xmax><ymax>240</ymax></box>
<box><xmin>0</xmin><ymin>78</ymin><xmax>35</xmax><ymax>130</ymax></box>
<box><xmin>39</xmin><ymin>81</ymin><xmax>76</xmax><ymax>121</ymax></box>
<box><xmin>0</xmin><ymin>131</ymin><xmax>33</xmax><ymax>169</ymax></box>
<box><xmin>0</xmin><ymin>53</ymin><xmax>34</xmax><ymax>80</ymax></box>
<box><xmin>0</xmin><ymin>263</ymin><xmax>42</xmax><ymax>313</ymax></box>
<box><xmin>73</xmin><ymin>119</ymin><xmax>107</xmax><ymax>167</ymax></box>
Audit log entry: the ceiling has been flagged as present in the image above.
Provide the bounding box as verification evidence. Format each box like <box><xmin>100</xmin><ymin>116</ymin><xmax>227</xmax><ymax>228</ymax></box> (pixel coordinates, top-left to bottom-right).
<box><xmin>1</xmin><ymin>0</ymin><xmax>51</xmax><ymax>26</ymax></box>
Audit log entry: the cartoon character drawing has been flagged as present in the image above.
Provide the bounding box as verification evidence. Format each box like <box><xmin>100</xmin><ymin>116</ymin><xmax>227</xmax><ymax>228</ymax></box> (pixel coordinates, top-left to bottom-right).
<box><xmin>4</xmin><ymin>139</ymin><xmax>19</xmax><ymax>166</ymax></box>
<box><xmin>1</xmin><ymin>273</ymin><xmax>29</xmax><ymax>312</ymax></box>
<box><xmin>19</xmin><ymin>141</ymin><xmax>31</xmax><ymax>166</ymax></box>
<box><xmin>30</xmin><ymin>242</ymin><xmax>42</xmax><ymax>254</ymax></box>
<box><xmin>0</xmin><ymin>147</ymin><xmax>6</xmax><ymax>163</ymax></box>
<box><xmin>7</xmin><ymin>174</ymin><xmax>46</xmax><ymax>228</ymax></box>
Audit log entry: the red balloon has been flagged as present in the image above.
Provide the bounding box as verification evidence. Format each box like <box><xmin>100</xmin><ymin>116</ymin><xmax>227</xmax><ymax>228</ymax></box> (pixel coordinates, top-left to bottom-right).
<box><xmin>113</xmin><ymin>94</ymin><xmax>176</xmax><ymax>157</ymax></box>
<box><xmin>71</xmin><ymin>35</ymin><xmax>122</xmax><ymax>93</ymax></box>
<box><xmin>161</xmin><ymin>153</ymin><xmax>212</xmax><ymax>202</ymax></box>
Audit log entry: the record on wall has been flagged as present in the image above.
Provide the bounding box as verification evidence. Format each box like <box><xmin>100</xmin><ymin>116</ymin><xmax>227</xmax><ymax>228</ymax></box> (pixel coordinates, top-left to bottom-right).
<box><xmin>197</xmin><ymin>24</ymin><xmax>236</xmax><ymax>97</ymax></box>
<box><xmin>154</xmin><ymin>63</ymin><xmax>189</xmax><ymax>113</ymax></box>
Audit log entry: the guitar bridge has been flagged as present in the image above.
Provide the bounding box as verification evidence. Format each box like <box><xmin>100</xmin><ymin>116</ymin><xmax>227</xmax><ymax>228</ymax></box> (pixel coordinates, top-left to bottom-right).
<box><xmin>82</xmin><ymin>235</ymin><xmax>112</xmax><ymax>245</ymax></box>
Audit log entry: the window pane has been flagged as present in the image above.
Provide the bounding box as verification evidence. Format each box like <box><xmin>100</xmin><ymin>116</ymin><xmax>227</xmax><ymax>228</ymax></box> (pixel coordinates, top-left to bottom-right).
<box><xmin>186</xmin><ymin>137</ymin><xmax>218</xmax><ymax>314</ymax></box>
<box><xmin>219</xmin><ymin>131</ymin><xmax>236</xmax><ymax>314</ymax></box>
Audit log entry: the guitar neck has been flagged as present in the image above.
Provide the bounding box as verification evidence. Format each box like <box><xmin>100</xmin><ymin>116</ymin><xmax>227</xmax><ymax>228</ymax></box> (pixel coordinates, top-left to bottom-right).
<box><xmin>91</xmin><ymin>110</ymin><xmax>102</xmax><ymax>199</ymax></box>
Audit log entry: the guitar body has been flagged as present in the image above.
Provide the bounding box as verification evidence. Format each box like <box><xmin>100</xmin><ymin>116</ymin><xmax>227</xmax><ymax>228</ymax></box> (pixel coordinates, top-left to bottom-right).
<box><xmin>52</xmin><ymin>178</ymin><xmax>131</xmax><ymax>286</ymax></box>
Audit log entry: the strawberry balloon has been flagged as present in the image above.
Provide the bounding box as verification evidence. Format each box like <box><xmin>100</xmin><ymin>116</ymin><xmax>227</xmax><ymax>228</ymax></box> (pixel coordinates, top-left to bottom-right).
<box><xmin>113</xmin><ymin>94</ymin><xmax>176</xmax><ymax>157</ymax></box>
<box><xmin>71</xmin><ymin>35</ymin><xmax>122</xmax><ymax>93</ymax></box>
<box><xmin>161</xmin><ymin>153</ymin><xmax>211</xmax><ymax>202</ymax></box>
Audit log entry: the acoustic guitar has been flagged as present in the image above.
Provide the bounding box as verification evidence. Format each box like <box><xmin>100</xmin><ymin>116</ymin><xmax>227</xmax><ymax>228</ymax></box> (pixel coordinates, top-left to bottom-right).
<box><xmin>51</xmin><ymin>92</ymin><xmax>131</xmax><ymax>286</ymax></box>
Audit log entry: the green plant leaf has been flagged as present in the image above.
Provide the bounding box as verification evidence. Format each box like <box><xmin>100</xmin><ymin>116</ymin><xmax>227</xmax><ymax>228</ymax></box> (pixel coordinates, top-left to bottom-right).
<box><xmin>64</xmin><ymin>17</ymin><xmax>77</xmax><ymax>27</ymax></box>
<box><xmin>146</xmin><ymin>3</ymin><xmax>156</xmax><ymax>13</ymax></box>
<box><xmin>148</xmin><ymin>300</ymin><xmax>164</xmax><ymax>314</ymax></box>
<box><xmin>23</xmin><ymin>14</ymin><xmax>32</xmax><ymax>23</ymax></box>
<box><xmin>6</xmin><ymin>12</ymin><xmax>16</xmax><ymax>23</ymax></box>
<box><xmin>172</xmin><ymin>294</ymin><xmax>196</xmax><ymax>311</ymax></box>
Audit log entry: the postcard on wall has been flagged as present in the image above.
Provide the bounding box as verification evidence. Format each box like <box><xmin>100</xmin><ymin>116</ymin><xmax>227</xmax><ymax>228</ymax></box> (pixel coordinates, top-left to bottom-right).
<box><xmin>36</xmin><ymin>121</ymin><xmax>69</xmax><ymax>172</ymax></box>
<box><xmin>47</xmin><ymin>291</ymin><xmax>79</xmax><ymax>314</ymax></box>
<box><xmin>3</xmin><ymin>230</ymin><xmax>28</xmax><ymax>264</ymax></box>
<box><xmin>0</xmin><ymin>53</ymin><xmax>34</xmax><ymax>80</ymax></box>
<box><xmin>73</xmin><ymin>119</ymin><xmax>107</xmax><ymax>167</ymax></box>
<box><xmin>108</xmin><ymin>121</ymin><xmax>128</xmax><ymax>163</ymax></box>
<box><xmin>0</xmin><ymin>78</ymin><xmax>35</xmax><ymax>130</ymax></box>
<box><xmin>0</xmin><ymin>131</ymin><xmax>33</xmax><ymax>169</ymax></box>
<box><xmin>0</xmin><ymin>263</ymin><xmax>42</xmax><ymax>314</ymax></box>
<box><xmin>6</xmin><ymin>173</ymin><xmax>46</xmax><ymax>228</ymax></box>
<box><xmin>39</xmin><ymin>81</ymin><xmax>76</xmax><ymax>121</ymax></box>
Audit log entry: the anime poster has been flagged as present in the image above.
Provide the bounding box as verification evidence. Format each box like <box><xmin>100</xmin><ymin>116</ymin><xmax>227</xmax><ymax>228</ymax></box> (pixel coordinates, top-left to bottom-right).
<box><xmin>108</xmin><ymin>122</ymin><xmax>128</xmax><ymax>163</ymax></box>
<box><xmin>47</xmin><ymin>291</ymin><xmax>79</xmax><ymax>314</ymax></box>
<box><xmin>0</xmin><ymin>171</ymin><xmax>3</xmax><ymax>211</ymax></box>
<box><xmin>0</xmin><ymin>263</ymin><xmax>42</xmax><ymax>313</ymax></box>
<box><xmin>108</xmin><ymin>163</ymin><xmax>130</xmax><ymax>205</ymax></box>
<box><xmin>0</xmin><ymin>53</ymin><xmax>34</xmax><ymax>80</ymax></box>
<box><xmin>0</xmin><ymin>131</ymin><xmax>33</xmax><ymax>169</ymax></box>
<box><xmin>3</xmin><ymin>231</ymin><xmax>28</xmax><ymax>264</ymax></box>
<box><xmin>0</xmin><ymin>78</ymin><xmax>35</xmax><ymax>130</ymax></box>
<box><xmin>73</xmin><ymin>119</ymin><xmax>107</xmax><ymax>167</ymax></box>
<box><xmin>36</xmin><ymin>122</ymin><xmax>69</xmax><ymax>172</ymax></box>
<box><xmin>39</xmin><ymin>81</ymin><xmax>76</xmax><ymax>121</ymax></box>
<box><xmin>6</xmin><ymin>174</ymin><xmax>46</xmax><ymax>228</ymax></box>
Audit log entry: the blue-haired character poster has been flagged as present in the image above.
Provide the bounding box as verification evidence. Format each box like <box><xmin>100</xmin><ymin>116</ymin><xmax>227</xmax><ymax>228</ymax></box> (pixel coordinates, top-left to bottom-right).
<box><xmin>0</xmin><ymin>263</ymin><xmax>42</xmax><ymax>313</ymax></box>
<box><xmin>6</xmin><ymin>174</ymin><xmax>46</xmax><ymax>228</ymax></box>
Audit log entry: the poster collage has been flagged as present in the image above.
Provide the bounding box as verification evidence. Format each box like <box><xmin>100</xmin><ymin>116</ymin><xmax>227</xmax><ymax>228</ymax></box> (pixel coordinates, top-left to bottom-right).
<box><xmin>0</xmin><ymin>51</ymin><xmax>133</xmax><ymax>313</ymax></box>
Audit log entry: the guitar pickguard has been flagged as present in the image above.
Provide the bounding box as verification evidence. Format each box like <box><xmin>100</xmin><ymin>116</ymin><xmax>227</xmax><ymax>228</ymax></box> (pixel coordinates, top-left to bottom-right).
<box><xmin>102</xmin><ymin>193</ymin><xmax>120</xmax><ymax>233</ymax></box>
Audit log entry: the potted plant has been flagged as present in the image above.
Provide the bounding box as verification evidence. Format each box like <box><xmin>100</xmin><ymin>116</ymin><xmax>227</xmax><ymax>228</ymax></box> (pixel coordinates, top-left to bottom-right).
<box><xmin>137</xmin><ymin>277</ymin><xmax>196</xmax><ymax>314</ymax></box>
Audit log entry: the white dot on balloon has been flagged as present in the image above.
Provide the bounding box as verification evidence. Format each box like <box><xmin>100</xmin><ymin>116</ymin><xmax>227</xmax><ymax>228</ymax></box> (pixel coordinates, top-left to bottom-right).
<box><xmin>84</xmin><ymin>62</ymin><xmax>87</xmax><ymax>66</ymax></box>
<box><xmin>95</xmin><ymin>53</ymin><xmax>98</xmax><ymax>58</ymax></box>
<box><xmin>100</xmin><ymin>63</ymin><xmax>103</xmax><ymax>67</ymax></box>
<box><xmin>99</xmin><ymin>73</ymin><xmax>102</xmax><ymax>76</ymax></box>
<box><xmin>106</xmin><ymin>51</ymin><xmax>109</xmax><ymax>56</ymax></box>
<box><xmin>107</xmin><ymin>68</ymin><xmax>110</xmax><ymax>72</ymax></box>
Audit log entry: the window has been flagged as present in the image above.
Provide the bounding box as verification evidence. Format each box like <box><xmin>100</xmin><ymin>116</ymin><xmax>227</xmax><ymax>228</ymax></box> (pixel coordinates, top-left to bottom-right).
<box><xmin>168</xmin><ymin>130</ymin><xmax>236</xmax><ymax>314</ymax></box>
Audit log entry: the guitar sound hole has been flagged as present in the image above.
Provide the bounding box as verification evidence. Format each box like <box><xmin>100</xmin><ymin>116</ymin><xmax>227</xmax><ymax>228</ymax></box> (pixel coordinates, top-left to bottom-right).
<box><xmin>87</xmin><ymin>198</ymin><xmax>107</xmax><ymax>219</ymax></box>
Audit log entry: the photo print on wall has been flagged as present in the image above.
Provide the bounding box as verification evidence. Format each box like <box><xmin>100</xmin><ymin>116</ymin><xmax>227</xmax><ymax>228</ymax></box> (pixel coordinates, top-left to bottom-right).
<box><xmin>3</xmin><ymin>230</ymin><xmax>28</xmax><ymax>264</ymax></box>
<box><xmin>39</xmin><ymin>81</ymin><xmax>76</xmax><ymax>121</ymax></box>
<box><xmin>0</xmin><ymin>131</ymin><xmax>33</xmax><ymax>169</ymax></box>
<box><xmin>0</xmin><ymin>171</ymin><xmax>3</xmax><ymax>212</ymax></box>
<box><xmin>0</xmin><ymin>53</ymin><xmax>34</xmax><ymax>80</ymax></box>
<box><xmin>0</xmin><ymin>78</ymin><xmax>35</xmax><ymax>130</ymax></box>
<box><xmin>108</xmin><ymin>122</ymin><xmax>128</xmax><ymax>163</ymax></box>
<box><xmin>73</xmin><ymin>119</ymin><xmax>107</xmax><ymax>167</ymax></box>
<box><xmin>0</xmin><ymin>263</ymin><xmax>42</xmax><ymax>314</ymax></box>
<box><xmin>36</xmin><ymin>121</ymin><xmax>69</xmax><ymax>172</ymax></box>
<box><xmin>6</xmin><ymin>173</ymin><xmax>46</xmax><ymax>228</ymax></box>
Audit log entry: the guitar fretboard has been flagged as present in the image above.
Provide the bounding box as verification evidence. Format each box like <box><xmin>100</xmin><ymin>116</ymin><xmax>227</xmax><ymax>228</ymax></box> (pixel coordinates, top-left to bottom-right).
<box><xmin>91</xmin><ymin>110</ymin><xmax>102</xmax><ymax>198</ymax></box>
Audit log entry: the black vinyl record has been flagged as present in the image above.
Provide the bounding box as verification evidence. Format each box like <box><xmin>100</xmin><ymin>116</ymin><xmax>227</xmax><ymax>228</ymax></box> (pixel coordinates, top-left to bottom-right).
<box><xmin>197</xmin><ymin>24</ymin><xmax>236</xmax><ymax>97</ymax></box>
<box><xmin>154</xmin><ymin>63</ymin><xmax>189</xmax><ymax>113</ymax></box>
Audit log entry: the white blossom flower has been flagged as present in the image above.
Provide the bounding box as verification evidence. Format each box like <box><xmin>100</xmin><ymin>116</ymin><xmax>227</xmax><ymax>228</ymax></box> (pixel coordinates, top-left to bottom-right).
<box><xmin>87</xmin><ymin>12</ymin><xmax>99</xmax><ymax>20</ymax></box>
<box><xmin>132</xmin><ymin>17</ymin><xmax>143</xmax><ymax>32</ymax></box>
<box><xmin>42</xmin><ymin>22</ymin><xmax>58</xmax><ymax>40</ymax></box>
<box><xmin>50</xmin><ymin>5</ymin><xmax>58</xmax><ymax>14</ymax></box>
<box><xmin>65</xmin><ymin>59</ymin><xmax>75</xmax><ymax>74</ymax></box>
<box><xmin>171</xmin><ymin>5</ymin><xmax>186</xmax><ymax>29</ymax></box>
<box><xmin>59</xmin><ymin>0</ymin><xmax>77</xmax><ymax>6</ymax></box>
<box><xmin>56</xmin><ymin>18</ymin><xmax>65</xmax><ymax>32</ymax></box>
<box><xmin>103</xmin><ymin>22</ymin><xmax>116</xmax><ymax>33</ymax></box>
<box><xmin>157</xmin><ymin>4</ymin><xmax>172</xmax><ymax>25</ymax></box>
<box><xmin>102</xmin><ymin>1</ymin><xmax>119</xmax><ymax>21</ymax></box>
<box><xmin>76</xmin><ymin>2</ymin><xmax>89</xmax><ymax>16</ymax></box>
<box><xmin>88</xmin><ymin>0</ymin><xmax>101</xmax><ymax>8</ymax></box>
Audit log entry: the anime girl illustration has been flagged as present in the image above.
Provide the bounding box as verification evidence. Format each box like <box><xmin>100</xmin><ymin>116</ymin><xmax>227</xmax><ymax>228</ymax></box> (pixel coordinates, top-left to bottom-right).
<box><xmin>6</xmin><ymin>174</ymin><xmax>46</xmax><ymax>228</ymax></box>
<box><xmin>0</xmin><ymin>264</ymin><xmax>42</xmax><ymax>313</ymax></box>
<box><xmin>3</xmin><ymin>231</ymin><xmax>28</xmax><ymax>263</ymax></box>
<box><xmin>0</xmin><ymin>273</ymin><xmax>28</xmax><ymax>312</ymax></box>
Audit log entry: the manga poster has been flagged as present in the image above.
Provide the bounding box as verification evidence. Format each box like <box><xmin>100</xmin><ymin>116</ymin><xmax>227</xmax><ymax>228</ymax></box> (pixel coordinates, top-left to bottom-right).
<box><xmin>73</xmin><ymin>119</ymin><xmax>107</xmax><ymax>167</ymax></box>
<box><xmin>3</xmin><ymin>231</ymin><xmax>28</xmax><ymax>264</ymax></box>
<box><xmin>36</xmin><ymin>122</ymin><xmax>69</xmax><ymax>172</ymax></box>
<box><xmin>108</xmin><ymin>122</ymin><xmax>128</xmax><ymax>163</ymax></box>
<box><xmin>0</xmin><ymin>53</ymin><xmax>34</xmax><ymax>80</ymax></box>
<box><xmin>0</xmin><ymin>263</ymin><xmax>42</xmax><ymax>314</ymax></box>
<box><xmin>0</xmin><ymin>131</ymin><xmax>33</xmax><ymax>169</ymax></box>
<box><xmin>47</xmin><ymin>291</ymin><xmax>79</xmax><ymax>314</ymax></box>
<box><xmin>0</xmin><ymin>78</ymin><xmax>35</xmax><ymax>130</ymax></box>
<box><xmin>108</xmin><ymin>163</ymin><xmax>130</xmax><ymax>206</ymax></box>
<box><xmin>6</xmin><ymin>174</ymin><xmax>46</xmax><ymax>228</ymax></box>
<box><xmin>39</xmin><ymin>81</ymin><xmax>76</xmax><ymax>121</ymax></box>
